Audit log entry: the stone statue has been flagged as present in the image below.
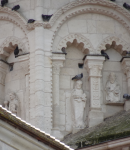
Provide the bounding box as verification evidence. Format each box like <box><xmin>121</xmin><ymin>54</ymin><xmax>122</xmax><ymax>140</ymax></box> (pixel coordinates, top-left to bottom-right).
<box><xmin>4</xmin><ymin>92</ymin><xmax>19</xmax><ymax>115</ymax></box>
<box><xmin>105</xmin><ymin>72</ymin><xmax>120</xmax><ymax>102</ymax></box>
<box><xmin>71</xmin><ymin>80</ymin><xmax>87</xmax><ymax>129</ymax></box>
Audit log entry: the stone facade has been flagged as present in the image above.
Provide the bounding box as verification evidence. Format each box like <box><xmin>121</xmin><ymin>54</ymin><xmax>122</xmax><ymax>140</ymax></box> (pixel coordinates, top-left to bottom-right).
<box><xmin>0</xmin><ymin>0</ymin><xmax>130</xmax><ymax>140</ymax></box>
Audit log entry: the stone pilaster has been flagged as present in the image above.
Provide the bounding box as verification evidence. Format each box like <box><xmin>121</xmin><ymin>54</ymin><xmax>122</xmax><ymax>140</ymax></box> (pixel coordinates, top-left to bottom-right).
<box><xmin>84</xmin><ymin>56</ymin><xmax>105</xmax><ymax>127</ymax></box>
<box><xmin>0</xmin><ymin>61</ymin><xmax>8</xmax><ymax>105</ymax></box>
<box><xmin>18</xmin><ymin>55</ymin><xmax>29</xmax><ymax>121</ymax></box>
<box><xmin>122</xmin><ymin>58</ymin><xmax>130</xmax><ymax>94</ymax></box>
<box><xmin>52</xmin><ymin>54</ymin><xmax>65</xmax><ymax>139</ymax></box>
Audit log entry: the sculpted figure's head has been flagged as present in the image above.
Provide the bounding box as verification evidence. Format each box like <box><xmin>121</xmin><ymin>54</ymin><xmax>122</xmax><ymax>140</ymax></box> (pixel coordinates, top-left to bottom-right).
<box><xmin>109</xmin><ymin>72</ymin><xmax>116</xmax><ymax>84</ymax></box>
<box><xmin>9</xmin><ymin>92</ymin><xmax>16</xmax><ymax>100</ymax></box>
<box><xmin>76</xmin><ymin>80</ymin><xmax>82</xmax><ymax>89</ymax></box>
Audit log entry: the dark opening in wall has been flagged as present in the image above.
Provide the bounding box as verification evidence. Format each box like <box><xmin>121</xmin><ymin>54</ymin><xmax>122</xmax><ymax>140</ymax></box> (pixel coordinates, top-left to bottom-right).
<box><xmin>78</xmin><ymin>63</ymin><xmax>84</xmax><ymax>69</ymax></box>
<box><xmin>9</xmin><ymin>63</ymin><xmax>14</xmax><ymax>71</ymax></box>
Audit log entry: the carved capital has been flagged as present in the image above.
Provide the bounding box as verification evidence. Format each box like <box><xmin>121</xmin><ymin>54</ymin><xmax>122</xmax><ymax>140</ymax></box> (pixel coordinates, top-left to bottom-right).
<box><xmin>84</xmin><ymin>56</ymin><xmax>105</xmax><ymax>77</ymax></box>
<box><xmin>52</xmin><ymin>62</ymin><xmax>63</xmax><ymax>75</ymax></box>
<box><xmin>122</xmin><ymin>58</ymin><xmax>130</xmax><ymax>78</ymax></box>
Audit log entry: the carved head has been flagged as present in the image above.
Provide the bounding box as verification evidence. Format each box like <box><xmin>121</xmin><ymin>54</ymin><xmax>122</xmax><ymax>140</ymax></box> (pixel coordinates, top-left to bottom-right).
<box><xmin>109</xmin><ymin>72</ymin><xmax>116</xmax><ymax>84</ymax></box>
<box><xmin>9</xmin><ymin>92</ymin><xmax>16</xmax><ymax>100</ymax></box>
<box><xmin>75</xmin><ymin>80</ymin><xmax>82</xmax><ymax>89</ymax></box>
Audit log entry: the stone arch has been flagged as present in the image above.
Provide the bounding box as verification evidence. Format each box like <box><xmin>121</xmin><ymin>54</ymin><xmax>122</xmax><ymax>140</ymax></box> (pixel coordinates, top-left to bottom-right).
<box><xmin>97</xmin><ymin>36</ymin><xmax>130</xmax><ymax>55</ymax></box>
<box><xmin>57</xmin><ymin>34</ymin><xmax>94</xmax><ymax>54</ymax></box>
<box><xmin>0</xmin><ymin>36</ymin><xmax>28</xmax><ymax>57</ymax></box>
<box><xmin>50</xmin><ymin>0</ymin><xmax>130</xmax><ymax>52</ymax></box>
<box><xmin>0</xmin><ymin>7</ymin><xmax>29</xmax><ymax>52</ymax></box>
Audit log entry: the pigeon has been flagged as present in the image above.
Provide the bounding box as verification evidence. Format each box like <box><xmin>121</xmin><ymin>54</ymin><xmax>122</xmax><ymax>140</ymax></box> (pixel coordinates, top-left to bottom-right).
<box><xmin>72</xmin><ymin>73</ymin><xmax>83</xmax><ymax>80</ymax></box>
<box><xmin>110</xmin><ymin>0</ymin><xmax>115</xmax><ymax>2</ymax></box>
<box><xmin>14</xmin><ymin>46</ymin><xmax>19</xmax><ymax>58</ymax></box>
<box><xmin>123</xmin><ymin>94</ymin><xmax>130</xmax><ymax>100</ymax></box>
<box><xmin>12</xmin><ymin>5</ymin><xmax>20</xmax><ymax>11</ymax></box>
<box><xmin>61</xmin><ymin>47</ymin><xmax>67</xmax><ymax>55</ymax></box>
<box><xmin>123</xmin><ymin>3</ymin><xmax>130</xmax><ymax>9</ymax></box>
<box><xmin>28</xmin><ymin>19</ymin><xmax>35</xmax><ymax>23</ymax></box>
<box><xmin>101</xmin><ymin>50</ymin><xmax>109</xmax><ymax>59</ymax></box>
<box><xmin>42</xmin><ymin>14</ymin><xmax>53</xmax><ymax>21</ymax></box>
<box><xmin>1</xmin><ymin>0</ymin><xmax>8</xmax><ymax>7</ymax></box>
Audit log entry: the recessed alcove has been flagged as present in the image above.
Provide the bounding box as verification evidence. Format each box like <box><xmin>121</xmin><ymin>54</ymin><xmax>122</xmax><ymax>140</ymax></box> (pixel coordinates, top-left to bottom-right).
<box><xmin>102</xmin><ymin>48</ymin><xmax>127</xmax><ymax>118</ymax></box>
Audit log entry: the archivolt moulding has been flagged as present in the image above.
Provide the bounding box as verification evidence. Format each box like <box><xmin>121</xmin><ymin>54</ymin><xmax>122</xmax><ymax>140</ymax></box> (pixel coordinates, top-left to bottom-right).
<box><xmin>47</xmin><ymin>0</ymin><xmax>130</xmax><ymax>29</ymax></box>
<box><xmin>57</xmin><ymin>34</ymin><xmax>94</xmax><ymax>54</ymax></box>
<box><xmin>97</xmin><ymin>36</ymin><xmax>130</xmax><ymax>55</ymax></box>
<box><xmin>0</xmin><ymin>36</ymin><xmax>27</xmax><ymax>57</ymax></box>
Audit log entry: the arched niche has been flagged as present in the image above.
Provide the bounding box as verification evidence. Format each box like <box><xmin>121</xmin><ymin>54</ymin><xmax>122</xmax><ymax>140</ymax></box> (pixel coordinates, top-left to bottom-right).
<box><xmin>97</xmin><ymin>36</ymin><xmax>130</xmax><ymax>55</ymax></box>
<box><xmin>102</xmin><ymin>47</ymin><xmax>127</xmax><ymax>118</ymax></box>
<box><xmin>55</xmin><ymin>33</ymin><xmax>94</xmax><ymax>54</ymax></box>
<box><xmin>58</xmin><ymin>41</ymin><xmax>89</xmax><ymax>135</ymax></box>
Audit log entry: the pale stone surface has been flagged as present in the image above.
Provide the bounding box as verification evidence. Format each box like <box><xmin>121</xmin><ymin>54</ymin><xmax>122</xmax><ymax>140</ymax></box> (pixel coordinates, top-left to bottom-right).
<box><xmin>124</xmin><ymin>101</ymin><xmax>130</xmax><ymax>111</ymax></box>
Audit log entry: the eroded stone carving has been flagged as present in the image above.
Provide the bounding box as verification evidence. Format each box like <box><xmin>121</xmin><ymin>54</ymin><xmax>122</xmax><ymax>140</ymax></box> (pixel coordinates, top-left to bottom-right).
<box><xmin>105</xmin><ymin>72</ymin><xmax>120</xmax><ymax>102</ymax></box>
<box><xmin>4</xmin><ymin>92</ymin><xmax>19</xmax><ymax>115</ymax></box>
<box><xmin>71</xmin><ymin>80</ymin><xmax>87</xmax><ymax>129</ymax></box>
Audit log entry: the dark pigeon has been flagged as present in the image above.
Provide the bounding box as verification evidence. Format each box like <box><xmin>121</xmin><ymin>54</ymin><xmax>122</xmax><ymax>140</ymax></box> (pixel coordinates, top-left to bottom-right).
<box><xmin>1</xmin><ymin>0</ymin><xmax>8</xmax><ymax>7</ymax></box>
<box><xmin>42</xmin><ymin>14</ymin><xmax>53</xmax><ymax>21</ymax></box>
<box><xmin>14</xmin><ymin>46</ymin><xmax>19</xmax><ymax>58</ymax></box>
<box><xmin>123</xmin><ymin>94</ymin><xmax>130</xmax><ymax>100</ymax></box>
<box><xmin>28</xmin><ymin>19</ymin><xmax>35</xmax><ymax>23</ymax></box>
<box><xmin>101</xmin><ymin>50</ymin><xmax>109</xmax><ymax>59</ymax></box>
<box><xmin>61</xmin><ymin>47</ymin><xmax>67</xmax><ymax>55</ymax></box>
<box><xmin>123</xmin><ymin>3</ymin><xmax>130</xmax><ymax>9</ymax></box>
<box><xmin>110</xmin><ymin>0</ymin><xmax>115</xmax><ymax>2</ymax></box>
<box><xmin>72</xmin><ymin>73</ymin><xmax>83</xmax><ymax>80</ymax></box>
<box><xmin>12</xmin><ymin>5</ymin><xmax>20</xmax><ymax>11</ymax></box>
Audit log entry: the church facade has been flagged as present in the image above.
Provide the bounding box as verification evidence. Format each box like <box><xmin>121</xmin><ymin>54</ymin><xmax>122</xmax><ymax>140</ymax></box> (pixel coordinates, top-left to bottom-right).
<box><xmin>0</xmin><ymin>0</ymin><xmax>130</xmax><ymax>141</ymax></box>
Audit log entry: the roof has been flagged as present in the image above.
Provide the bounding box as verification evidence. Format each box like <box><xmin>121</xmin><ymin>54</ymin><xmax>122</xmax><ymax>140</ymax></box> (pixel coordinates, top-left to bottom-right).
<box><xmin>0</xmin><ymin>105</ymin><xmax>73</xmax><ymax>150</ymax></box>
<box><xmin>62</xmin><ymin>110</ymin><xmax>130</xmax><ymax>149</ymax></box>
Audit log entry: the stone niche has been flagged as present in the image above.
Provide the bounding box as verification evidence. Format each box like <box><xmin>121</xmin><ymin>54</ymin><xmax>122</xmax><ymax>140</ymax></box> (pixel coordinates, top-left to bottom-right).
<box><xmin>59</xmin><ymin>44</ymin><xmax>89</xmax><ymax>135</ymax></box>
<box><xmin>102</xmin><ymin>48</ymin><xmax>127</xmax><ymax>118</ymax></box>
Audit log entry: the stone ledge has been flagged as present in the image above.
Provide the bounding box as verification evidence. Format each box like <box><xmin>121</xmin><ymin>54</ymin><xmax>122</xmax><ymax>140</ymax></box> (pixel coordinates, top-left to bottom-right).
<box><xmin>106</xmin><ymin>101</ymin><xmax>124</xmax><ymax>106</ymax></box>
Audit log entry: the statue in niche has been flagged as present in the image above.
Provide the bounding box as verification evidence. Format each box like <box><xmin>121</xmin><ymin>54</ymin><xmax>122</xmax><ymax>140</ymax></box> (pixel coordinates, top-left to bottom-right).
<box><xmin>4</xmin><ymin>92</ymin><xmax>19</xmax><ymax>115</ymax></box>
<box><xmin>105</xmin><ymin>72</ymin><xmax>120</xmax><ymax>102</ymax></box>
<box><xmin>71</xmin><ymin>80</ymin><xmax>87</xmax><ymax>129</ymax></box>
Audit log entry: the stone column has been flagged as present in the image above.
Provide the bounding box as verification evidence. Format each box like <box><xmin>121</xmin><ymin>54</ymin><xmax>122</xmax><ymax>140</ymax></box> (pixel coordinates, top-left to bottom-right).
<box><xmin>19</xmin><ymin>55</ymin><xmax>29</xmax><ymax>121</ymax></box>
<box><xmin>84</xmin><ymin>56</ymin><xmax>105</xmax><ymax>127</ymax></box>
<box><xmin>52</xmin><ymin>54</ymin><xmax>65</xmax><ymax>139</ymax></box>
<box><xmin>0</xmin><ymin>61</ymin><xmax>8</xmax><ymax>105</ymax></box>
<box><xmin>121</xmin><ymin>58</ymin><xmax>130</xmax><ymax>111</ymax></box>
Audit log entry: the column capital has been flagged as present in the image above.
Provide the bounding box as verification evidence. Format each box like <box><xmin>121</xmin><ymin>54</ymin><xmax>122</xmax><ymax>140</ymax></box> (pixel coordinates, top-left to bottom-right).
<box><xmin>84</xmin><ymin>56</ymin><xmax>105</xmax><ymax>77</ymax></box>
<box><xmin>52</xmin><ymin>54</ymin><xmax>65</xmax><ymax>75</ymax></box>
<box><xmin>121</xmin><ymin>58</ymin><xmax>130</xmax><ymax>78</ymax></box>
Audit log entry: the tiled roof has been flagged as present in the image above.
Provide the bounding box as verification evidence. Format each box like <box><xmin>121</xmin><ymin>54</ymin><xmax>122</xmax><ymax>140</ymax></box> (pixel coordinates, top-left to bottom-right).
<box><xmin>0</xmin><ymin>105</ymin><xmax>73</xmax><ymax>150</ymax></box>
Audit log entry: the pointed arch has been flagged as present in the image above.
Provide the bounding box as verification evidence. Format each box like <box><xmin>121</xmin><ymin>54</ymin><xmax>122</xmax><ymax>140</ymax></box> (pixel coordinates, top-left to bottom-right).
<box><xmin>97</xmin><ymin>36</ymin><xmax>130</xmax><ymax>55</ymax></box>
<box><xmin>57</xmin><ymin>34</ymin><xmax>94</xmax><ymax>54</ymax></box>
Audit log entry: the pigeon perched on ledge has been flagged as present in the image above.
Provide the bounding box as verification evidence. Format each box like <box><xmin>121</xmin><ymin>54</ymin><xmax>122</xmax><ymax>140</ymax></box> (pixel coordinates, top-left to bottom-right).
<box><xmin>123</xmin><ymin>94</ymin><xmax>130</xmax><ymax>100</ymax></box>
<box><xmin>123</xmin><ymin>3</ymin><xmax>130</xmax><ymax>9</ymax></box>
<box><xmin>42</xmin><ymin>14</ymin><xmax>53</xmax><ymax>21</ymax></box>
<box><xmin>61</xmin><ymin>47</ymin><xmax>67</xmax><ymax>55</ymax></box>
<box><xmin>14</xmin><ymin>46</ymin><xmax>19</xmax><ymax>58</ymax></box>
<box><xmin>1</xmin><ymin>0</ymin><xmax>8</xmax><ymax>7</ymax></box>
<box><xmin>28</xmin><ymin>19</ymin><xmax>35</xmax><ymax>23</ymax></box>
<box><xmin>12</xmin><ymin>5</ymin><xmax>20</xmax><ymax>11</ymax></box>
<box><xmin>72</xmin><ymin>73</ymin><xmax>83</xmax><ymax>80</ymax></box>
<box><xmin>101</xmin><ymin>50</ymin><xmax>109</xmax><ymax>59</ymax></box>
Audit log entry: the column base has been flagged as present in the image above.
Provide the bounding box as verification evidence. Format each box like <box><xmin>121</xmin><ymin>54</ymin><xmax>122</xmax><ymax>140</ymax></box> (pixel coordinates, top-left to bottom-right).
<box><xmin>88</xmin><ymin>110</ymin><xmax>104</xmax><ymax>127</ymax></box>
<box><xmin>51</xmin><ymin>129</ymin><xmax>64</xmax><ymax>140</ymax></box>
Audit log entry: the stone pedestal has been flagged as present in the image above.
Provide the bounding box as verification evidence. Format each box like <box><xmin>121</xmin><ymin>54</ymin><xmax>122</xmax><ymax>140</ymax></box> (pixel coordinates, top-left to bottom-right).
<box><xmin>52</xmin><ymin>54</ymin><xmax>65</xmax><ymax>140</ymax></box>
<box><xmin>84</xmin><ymin>56</ymin><xmax>105</xmax><ymax>127</ymax></box>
